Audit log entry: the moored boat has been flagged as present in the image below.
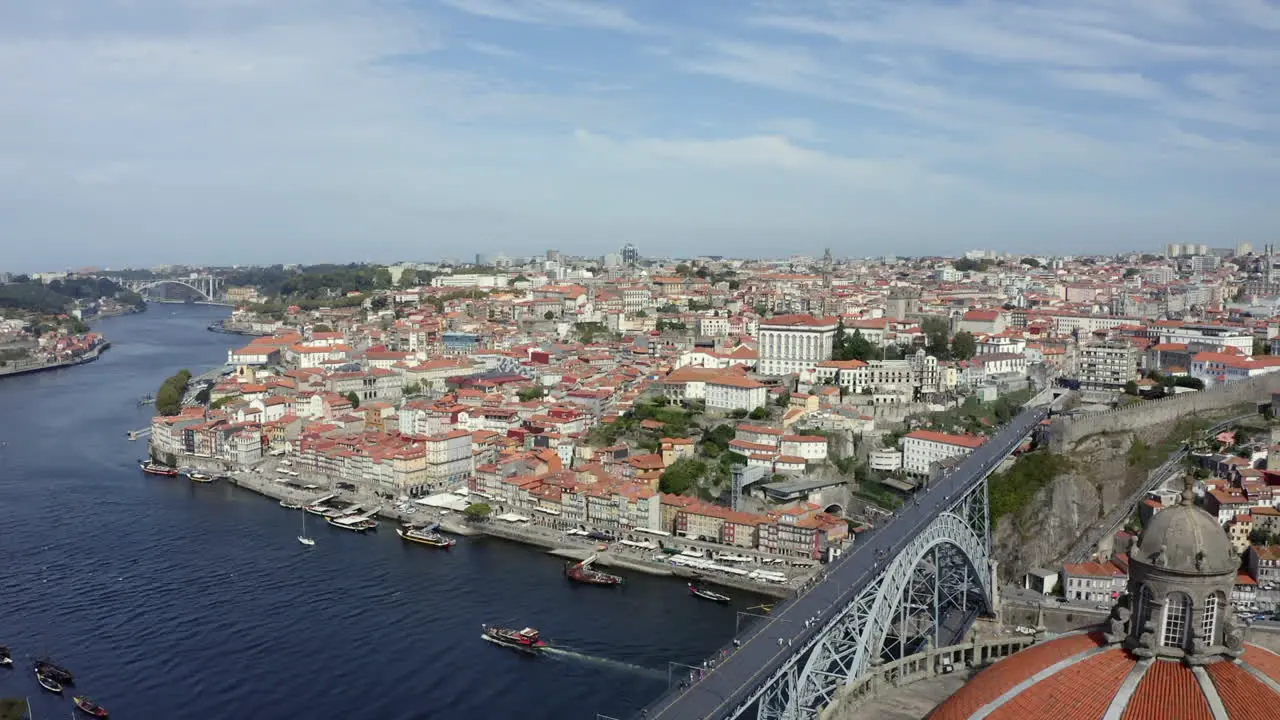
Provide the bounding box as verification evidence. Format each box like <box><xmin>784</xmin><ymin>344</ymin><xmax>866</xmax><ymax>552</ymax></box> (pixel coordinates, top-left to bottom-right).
<box><xmin>138</xmin><ymin>461</ymin><xmax>178</xmax><ymax>477</ymax></box>
<box><xmin>565</xmin><ymin>556</ymin><xmax>624</xmax><ymax>586</ymax></box>
<box><xmin>279</xmin><ymin>500</ymin><xmax>302</xmax><ymax>509</ymax></box>
<box><xmin>688</xmin><ymin>583</ymin><xmax>731</xmax><ymax>604</ymax></box>
<box><xmin>188</xmin><ymin>471</ymin><xmax>213</xmax><ymax>483</ymax></box>
<box><xmin>74</xmin><ymin>696</ymin><xmax>110</xmax><ymax>717</ymax></box>
<box><xmin>481</xmin><ymin>624</ymin><xmax>548</xmax><ymax>653</ymax></box>
<box><xmin>35</xmin><ymin>659</ymin><xmax>74</xmax><ymax>685</ymax></box>
<box><xmin>36</xmin><ymin>670</ymin><xmax>64</xmax><ymax>693</ymax></box>
<box><xmin>325</xmin><ymin>516</ymin><xmax>377</xmax><ymax>532</ymax></box>
<box><xmin>396</xmin><ymin>526</ymin><xmax>456</xmax><ymax>549</ymax></box>
<box><xmin>0</xmin><ymin>645</ymin><xmax>11</xmax><ymax>666</ymax></box>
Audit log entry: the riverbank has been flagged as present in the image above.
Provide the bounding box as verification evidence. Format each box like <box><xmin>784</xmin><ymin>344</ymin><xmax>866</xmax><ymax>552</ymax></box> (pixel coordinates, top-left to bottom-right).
<box><xmin>207</xmin><ymin>318</ymin><xmax>269</xmax><ymax>336</ymax></box>
<box><xmin>158</xmin><ymin>449</ymin><xmax>796</xmax><ymax>598</ymax></box>
<box><xmin>0</xmin><ymin>342</ymin><xmax>109</xmax><ymax>379</ymax></box>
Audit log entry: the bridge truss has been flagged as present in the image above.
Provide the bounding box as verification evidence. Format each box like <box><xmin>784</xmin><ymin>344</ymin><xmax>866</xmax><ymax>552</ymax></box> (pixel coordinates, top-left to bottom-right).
<box><xmin>756</xmin><ymin>479</ymin><xmax>993</xmax><ymax>720</ymax></box>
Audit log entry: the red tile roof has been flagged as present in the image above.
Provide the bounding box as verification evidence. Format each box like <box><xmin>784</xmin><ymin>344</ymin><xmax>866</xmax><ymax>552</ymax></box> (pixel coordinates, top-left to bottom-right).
<box><xmin>1206</xmin><ymin>658</ymin><xmax>1273</xmax><ymax>720</ymax></box>
<box><xmin>1120</xmin><ymin>658</ymin><xmax>1210</xmax><ymax>720</ymax></box>
<box><xmin>984</xmin><ymin>647</ymin><xmax>1131</xmax><ymax>720</ymax></box>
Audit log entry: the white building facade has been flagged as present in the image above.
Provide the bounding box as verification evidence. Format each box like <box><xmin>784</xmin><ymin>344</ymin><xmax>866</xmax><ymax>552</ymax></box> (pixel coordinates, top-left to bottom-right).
<box><xmin>757</xmin><ymin>314</ymin><xmax>839</xmax><ymax>376</ymax></box>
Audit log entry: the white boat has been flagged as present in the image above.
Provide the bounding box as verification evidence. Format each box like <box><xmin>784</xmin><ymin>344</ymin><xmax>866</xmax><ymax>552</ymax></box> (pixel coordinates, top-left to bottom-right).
<box><xmin>298</xmin><ymin>510</ymin><xmax>315</xmax><ymax>546</ymax></box>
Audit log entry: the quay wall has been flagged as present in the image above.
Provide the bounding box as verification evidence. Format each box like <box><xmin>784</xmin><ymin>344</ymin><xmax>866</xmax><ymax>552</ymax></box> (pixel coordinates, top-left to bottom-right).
<box><xmin>0</xmin><ymin>344</ymin><xmax>108</xmax><ymax>379</ymax></box>
<box><xmin>1048</xmin><ymin>373</ymin><xmax>1280</xmax><ymax>452</ymax></box>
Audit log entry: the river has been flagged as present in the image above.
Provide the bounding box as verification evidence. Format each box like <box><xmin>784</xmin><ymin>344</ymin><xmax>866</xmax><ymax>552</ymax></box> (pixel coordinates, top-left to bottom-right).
<box><xmin>0</xmin><ymin>305</ymin><xmax>742</xmax><ymax>719</ymax></box>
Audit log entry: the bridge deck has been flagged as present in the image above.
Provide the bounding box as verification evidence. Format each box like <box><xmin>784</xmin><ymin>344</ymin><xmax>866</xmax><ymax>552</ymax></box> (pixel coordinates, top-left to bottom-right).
<box><xmin>641</xmin><ymin>408</ymin><xmax>1048</xmax><ymax>720</ymax></box>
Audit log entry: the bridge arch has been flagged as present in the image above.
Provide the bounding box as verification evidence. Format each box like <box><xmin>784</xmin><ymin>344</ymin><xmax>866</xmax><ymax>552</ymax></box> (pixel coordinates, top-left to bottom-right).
<box><xmin>779</xmin><ymin>507</ymin><xmax>992</xmax><ymax>717</ymax></box>
<box><xmin>130</xmin><ymin>279</ymin><xmax>214</xmax><ymax>301</ymax></box>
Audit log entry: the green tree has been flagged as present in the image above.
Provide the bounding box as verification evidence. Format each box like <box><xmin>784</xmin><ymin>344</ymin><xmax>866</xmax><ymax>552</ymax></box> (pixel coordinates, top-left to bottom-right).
<box><xmin>398</xmin><ymin>268</ymin><xmax>419</xmax><ymax>287</ymax></box>
<box><xmin>155</xmin><ymin>369</ymin><xmax>192</xmax><ymax>416</ymax></box>
<box><xmin>1124</xmin><ymin>380</ymin><xmax>1139</xmax><ymax>395</ymax></box>
<box><xmin>374</xmin><ymin>267</ymin><xmax>393</xmax><ymax>288</ymax></box>
<box><xmin>660</xmin><ymin>457</ymin><xmax>707</xmax><ymax>495</ymax></box>
<box><xmin>403</xmin><ymin>381</ymin><xmax>423</xmax><ymax>396</ymax></box>
<box><xmin>1123</xmin><ymin>268</ymin><xmax>1140</xmax><ymax>278</ymax></box>
<box><xmin>543</xmin><ymin>310</ymin><xmax>556</xmax><ymax>320</ymax></box>
<box><xmin>950</xmin><ymin>330</ymin><xmax>976</xmax><ymax>360</ymax></box>
<box><xmin>345</xmin><ymin>391</ymin><xmax>361</xmax><ymax>408</ymax></box>
<box><xmin>1021</xmin><ymin>257</ymin><xmax>1041</xmax><ymax>268</ymax></box>
<box><xmin>749</xmin><ymin>406</ymin><xmax>769</xmax><ymax>420</ymax></box>
<box><xmin>518</xmin><ymin>386</ymin><xmax>546</xmax><ymax>402</ymax></box>
<box><xmin>312</xmin><ymin>324</ymin><xmax>332</xmax><ymax>333</ymax></box>
<box><xmin>509</xmin><ymin>275</ymin><xmax>529</xmax><ymax>286</ymax></box>
<box><xmin>921</xmin><ymin>316</ymin><xmax>951</xmax><ymax>359</ymax></box>
<box><xmin>464</xmin><ymin>502</ymin><xmax>492</xmax><ymax>521</ymax></box>
<box><xmin>675</xmin><ymin>263</ymin><xmax>692</xmax><ymax>276</ymax></box>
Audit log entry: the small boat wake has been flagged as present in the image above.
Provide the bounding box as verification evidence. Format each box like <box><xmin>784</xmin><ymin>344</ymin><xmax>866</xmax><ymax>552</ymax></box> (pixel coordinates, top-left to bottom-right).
<box><xmin>541</xmin><ymin>647</ymin><xmax>664</xmax><ymax>678</ymax></box>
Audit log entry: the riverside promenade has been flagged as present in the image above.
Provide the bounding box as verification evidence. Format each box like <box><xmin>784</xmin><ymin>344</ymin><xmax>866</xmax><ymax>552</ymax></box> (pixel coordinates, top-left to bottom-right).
<box><xmin>0</xmin><ymin>343</ymin><xmax>108</xmax><ymax>379</ymax></box>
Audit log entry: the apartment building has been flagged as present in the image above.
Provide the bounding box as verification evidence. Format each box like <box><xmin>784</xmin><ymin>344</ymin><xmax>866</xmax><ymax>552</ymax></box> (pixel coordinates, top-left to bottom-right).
<box><xmin>1078</xmin><ymin>341</ymin><xmax>1138</xmax><ymax>391</ymax></box>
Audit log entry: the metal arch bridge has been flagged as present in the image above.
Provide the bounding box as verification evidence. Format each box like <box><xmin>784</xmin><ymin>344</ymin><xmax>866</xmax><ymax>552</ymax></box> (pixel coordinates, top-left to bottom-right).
<box><xmin>110</xmin><ymin>275</ymin><xmax>223</xmax><ymax>302</ymax></box>
<box><xmin>638</xmin><ymin>405</ymin><xmax>1050</xmax><ymax>720</ymax></box>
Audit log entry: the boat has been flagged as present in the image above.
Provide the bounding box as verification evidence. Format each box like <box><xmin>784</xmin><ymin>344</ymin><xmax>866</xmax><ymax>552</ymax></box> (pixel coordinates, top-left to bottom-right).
<box><xmin>0</xmin><ymin>645</ymin><xmax>11</xmax><ymax>666</ymax></box>
<box><xmin>188</xmin><ymin>471</ymin><xmax>213</xmax><ymax>483</ymax></box>
<box><xmin>279</xmin><ymin>500</ymin><xmax>302</xmax><ymax>510</ymax></box>
<box><xmin>37</xmin><ymin>670</ymin><xmax>64</xmax><ymax>693</ymax></box>
<box><xmin>564</xmin><ymin>555</ymin><xmax>624</xmax><ymax>586</ymax></box>
<box><xmin>35</xmin><ymin>659</ymin><xmax>74</xmax><ymax>685</ymax></box>
<box><xmin>396</xmin><ymin>526</ymin><xmax>456</xmax><ymax>549</ymax></box>
<box><xmin>688</xmin><ymin>583</ymin><xmax>731</xmax><ymax>604</ymax></box>
<box><xmin>298</xmin><ymin>509</ymin><xmax>315</xmax><ymax>546</ymax></box>
<box><xmin>73</xmin><ymin>697</ymin><xmax>109</xmax><ymax>717</ymax></box>
<box><xmin>325</xmin><ymin>516</ymin><xmax>377</xmax><ymax>532</ymax></box>
<box><xmin>481</xmin><ymin>625</ymin><xmax>548</xmax><ymax>653</ymax></box>
<box><xmin>138</xmin><ymin>461</ymin><xmax>178</xmax><ymax>477</ymax></box>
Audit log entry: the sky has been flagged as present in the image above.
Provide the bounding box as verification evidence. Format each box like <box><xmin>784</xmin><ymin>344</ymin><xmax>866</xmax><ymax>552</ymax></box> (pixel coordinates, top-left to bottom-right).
<box><xmin>2</xmin><ymin>0</ymin><xmax>1279</xmax><ymax>270</ymax></box>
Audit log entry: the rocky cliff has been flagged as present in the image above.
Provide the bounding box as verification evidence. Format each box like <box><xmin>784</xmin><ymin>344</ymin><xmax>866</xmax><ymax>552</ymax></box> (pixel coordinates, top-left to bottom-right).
<box><xmin>992</xmin><ymin>409</ymin><xmax>1229</xmax><ymax>581</ymax></box>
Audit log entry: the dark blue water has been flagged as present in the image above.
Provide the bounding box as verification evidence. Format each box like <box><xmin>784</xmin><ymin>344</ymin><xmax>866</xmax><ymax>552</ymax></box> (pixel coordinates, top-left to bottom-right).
<box><xmin>0</xmin><ymin>306</ymin><xmax>741</xmax><ymax>719</ymax></box>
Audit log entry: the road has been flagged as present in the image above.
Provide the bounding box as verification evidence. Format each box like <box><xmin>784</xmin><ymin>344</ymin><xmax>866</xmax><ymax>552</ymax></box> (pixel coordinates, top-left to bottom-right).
<box><xmin>639</xmin><ymin>407</ymin><xmax>1048</xmax><ymax>720</ymax></box>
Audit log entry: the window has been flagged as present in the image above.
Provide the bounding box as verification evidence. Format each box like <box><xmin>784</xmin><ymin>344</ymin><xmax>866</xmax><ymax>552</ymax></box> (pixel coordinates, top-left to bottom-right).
<box><xmin>1201</xmin><ymin>594</ymin><xmax>1219</xmax><ymax>644</ymax></box>
<box><xmin>1134</xmin><ymin>585</ymin><xmax>1153</xmax><ymax>637</ymax></box>
<box><xmin>1162</xmin><ymin>593</ymin><xmax>1190</xmax><ymax>648</ymax></box>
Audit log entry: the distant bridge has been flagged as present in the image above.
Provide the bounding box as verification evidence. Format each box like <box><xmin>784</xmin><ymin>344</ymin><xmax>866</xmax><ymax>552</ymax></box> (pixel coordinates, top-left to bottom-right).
<box><xmin>108</xmin><ymin>275</ymin><xmax>223</xmax><ymax>302</ymax></box>
<box><xmin>635</xmin><ymin>405</ymin><xmax>1052</xmax><ymax>720</ymax></box>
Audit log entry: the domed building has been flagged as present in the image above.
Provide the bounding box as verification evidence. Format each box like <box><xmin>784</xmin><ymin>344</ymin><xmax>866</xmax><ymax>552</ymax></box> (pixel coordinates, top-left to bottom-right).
<box><xmin>929</xmin><ymin>490</ymin><xmax>1280</xmax><ymax>719</ymax></box>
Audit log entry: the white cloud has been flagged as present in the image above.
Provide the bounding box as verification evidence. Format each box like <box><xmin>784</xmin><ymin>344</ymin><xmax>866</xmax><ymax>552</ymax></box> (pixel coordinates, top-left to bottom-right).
<box><xmin>439</xmin><ymin>0</ymin><xmax>642</xmax><ymax>31</ymax></box>
<box><xmin>1049</xmin><ymin>70</ymin><xmax>1164</xmax><ymax>100</ymax></box>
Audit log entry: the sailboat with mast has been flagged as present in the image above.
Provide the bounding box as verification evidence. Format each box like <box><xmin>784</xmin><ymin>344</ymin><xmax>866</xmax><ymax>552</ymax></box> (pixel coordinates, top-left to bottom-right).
<box><xmin>297</xmin><ymin>510</ymin><xmax>315</xmax><ymax>546</ymax></box>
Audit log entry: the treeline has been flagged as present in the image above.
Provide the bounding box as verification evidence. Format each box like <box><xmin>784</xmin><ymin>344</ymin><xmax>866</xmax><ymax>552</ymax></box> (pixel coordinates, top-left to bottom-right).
<box><xmin>225</xmin><ymin>264</ymin><xmax>439</xmax><ymax>300</ymax></box>
<box><xmin>156</xmin><ymin>369</ymin><xmax>192</xmax><ymax>416</ymax></box>
<box><xmin>0</xmin><ymin>276</ymin><xmax>144</xmax><ymax>314</ymax></box>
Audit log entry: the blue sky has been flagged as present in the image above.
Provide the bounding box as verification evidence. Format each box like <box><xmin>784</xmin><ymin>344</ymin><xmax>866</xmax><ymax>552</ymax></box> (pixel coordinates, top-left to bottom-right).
<box><xmin>2</xmin><ymin>0</ymin><xmax>1278</xmax><ymax>270</ymax></box>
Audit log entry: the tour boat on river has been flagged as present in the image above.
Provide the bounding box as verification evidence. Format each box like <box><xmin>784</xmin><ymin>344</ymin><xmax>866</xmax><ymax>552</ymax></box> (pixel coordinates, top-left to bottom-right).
<box><xmin>138</xmin><ymin>461</ymin><xmax>178</xmax><ymax>477</ymax></box>
<box><xmin>481</xmin><ymin>625</ymin><xmax>548</xmax><ymax>653</ymax></box>
<box><xmin>326</xmin><ymin>515</ymin><xmax>378</xmax><ymax>533</ymax></box>
<box><xmin>564</xmin><ymin>555</ymin><xmax>624</xmax><ymax>586</ymax></box>
<box><xmin>188</xmin><ymin>471</ymin><xmax>213</xmax><ymax>483</ymax></box>
<box><xmin>396</xmin><ymin>526</ymin><xmax>456</xmax><ymax>549</ymax></box>
<box><xmin>688</xmin><ymin>583</ymin><xmax>731</xmax><ymax>604</ymax></box>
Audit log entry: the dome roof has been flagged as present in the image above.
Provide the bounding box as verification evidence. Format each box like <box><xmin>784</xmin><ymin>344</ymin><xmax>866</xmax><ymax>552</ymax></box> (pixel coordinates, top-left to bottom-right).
<box><xmin>1130</xmin><ymin>489</ymin><xmax>1237</xmax><ymax>575</ymax></box>
<box><xmin>928</xmin><ymin>631</ymin><xmax>1280</xmax><ymax>720</ymax></box>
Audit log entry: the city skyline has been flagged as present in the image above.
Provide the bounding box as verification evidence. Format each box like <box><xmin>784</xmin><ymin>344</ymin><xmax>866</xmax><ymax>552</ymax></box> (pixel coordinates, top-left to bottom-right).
<box><xmin>2</xmin><ymin>0</ymin><xmax>1278</xmax><ymax>268</ymax></box>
